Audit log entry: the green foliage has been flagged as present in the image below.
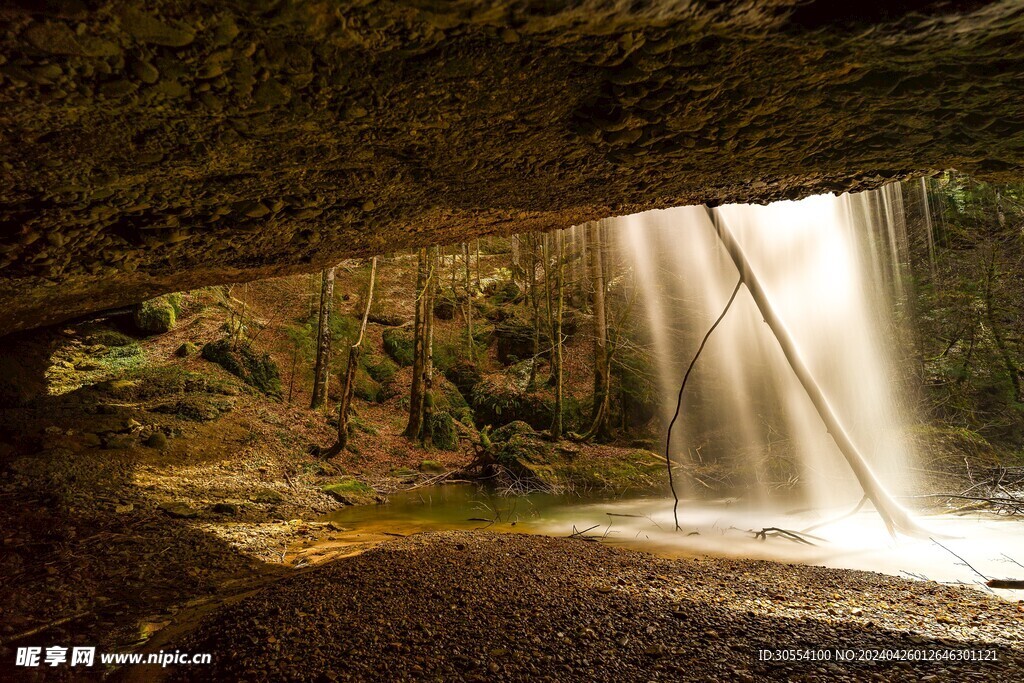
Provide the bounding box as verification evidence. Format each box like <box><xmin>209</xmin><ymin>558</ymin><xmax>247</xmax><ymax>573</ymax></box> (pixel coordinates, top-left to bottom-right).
<box><xmin>488</xmin><ymin>279</ymin><xmax>522</xmax><ymax>305</ymax></box>
<box><xmin>382</xmin><ymin>328</ymin><xmax>415</xmax><ymax>367</ymax></box>
<box><xmin>329</xmin><ymin>313</ymin><xmax>360</xmax><ymax>345</ymax></box>
<box><xmin>470</xmin><ymin>376</ymin><xmax>552</xmax><ymax>430</ymax></box>
<box><xmin>201</xmin><ymin>338</ymin><xmax>282</xmax><ymax>397</ymax></box>
<box><xmin>909</xmin><ymin>173</ymin><xmax>1024</xmax><ymax>445</ymax></box>
<box><xmin>612</xmin><ymin>345</ymin><xmax>660</xmax><ymax>429</ymax></box>
<box><xmin>132</xmin><ymin>295</ymin><xmax>177</xmax><ymax>335</ymax></box>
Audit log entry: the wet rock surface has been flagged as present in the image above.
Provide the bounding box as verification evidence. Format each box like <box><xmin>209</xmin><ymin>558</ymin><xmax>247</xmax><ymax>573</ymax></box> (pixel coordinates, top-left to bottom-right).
<box><xmin>169</xmin><ymin>531</ymin><xmax>1024</xmax><ymax>682</ymax></box>
<box><xmin>2</xmin><ymin>2</ymin><xmax>1024</xmax><ymax>333</ymax></box>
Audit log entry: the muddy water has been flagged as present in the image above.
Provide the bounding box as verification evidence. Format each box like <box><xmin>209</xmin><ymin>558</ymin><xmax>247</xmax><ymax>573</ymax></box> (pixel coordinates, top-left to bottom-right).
<box><xmin>321</xmin><ymin>484</ymin><xmax>1024</xmax><ymax>600</ymax></box>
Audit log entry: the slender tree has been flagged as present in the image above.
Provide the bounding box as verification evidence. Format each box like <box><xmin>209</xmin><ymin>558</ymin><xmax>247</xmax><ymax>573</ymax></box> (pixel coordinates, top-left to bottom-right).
<box><xmin>527</xmin><ymin>233</ymin><xmax>541</xmax><ymax>389</ymax></box>
<box><xmin>310</xmin><ymin>266</ymin><xmax>336</xmax><ymax>410</ymax></box>
<box><xmin>463</xmin><ymin>241</ymin><xmax>475</xmax><ymax>362</ymax></box>
<box><xmin>324</xmin><ymin>257</ymin><xmax>377</xmax><ymax>456</ymax></box>
<box><xmin>550</xmin><ymin>229</ymin><xmax>565</xmax><ymax>440</ymax></box>
<box><xmin>586</xmin><ymin>221</ymin><xmax>611</xmax><ymax>438</ymax></box>
<box><xmin>421</xmin><ymin>247</ymin><xmax>437</xmax><ymax>446</ymax></box>
<box><xmin>541</xmin><ymin>232</ymin><xmax>555</xmax><ymax>383</ymax></box>
<box><xmin>405</xmin><ymin>248</ymin><xmax>429</xmax><ymax>438</ymax></box>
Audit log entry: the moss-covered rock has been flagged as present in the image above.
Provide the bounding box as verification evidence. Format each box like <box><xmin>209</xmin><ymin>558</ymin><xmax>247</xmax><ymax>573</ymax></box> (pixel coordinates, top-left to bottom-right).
<box><xmin>445</xmin><ymin>361</ymin><xmax>482</xmax><ymax>398</ymax></box>
<box><xmin>382</xmin><ymin>328</ymin><xmax>415</xmax><ymax>367</ymax></box>
<box><xmin>419</xmin><ymin>459</ymin><xmax>445</xmax><ymax>473</ymax></box>
<box><xmin>433</xmin><ymin>295</ymin><xmax>457</xmax><ymax>320</ymax></box>
<box><xmin>151</xmin><ymin>395</ymin><xmax>231</xmax><ymax>422</ymax></box>
<box><xmin>145</xmin><ymin>431</ymin><xmax>168</xmax><ymax>449</ymax></box>
<box><xmin>364</xmin><ymin>354</ymin><xmax>398</xmax><ymax>384</ymax></box>
<box><xmin>428</xmin><ymin>411</ymin><xmax>459</xmax><ymax>451</ymax></box>
<box><xmin>201</xmin><ymin>338</ymin><xmax>281</xmax><ymax>397</ymax></box>
<box><xmin>495</xmin><ymin>316</ymin><xmax>540</xmax><ymax>365</ymax></box>
<box><xmin>132</xmin><ymin>295</ymin><xmax>178</xmax><ymax>335</ymax></box>
<box><xmin>354</xmin><ymin>367</ymin><xmax>383</xmax><ymax>402</ymax></box>
<box><xmin>322</xmin><ymin>478</ymin><xmax>377</xmax><ymax>505</ymax></box>
<box><xmin>175</xmin><ymin>341</ymin><xmax>199</xmax><ymax>357</ymax></box>
<box><xmin>471</xmin><ymin>376</ymin><xmax>553</xmax><ymax>430</ymax></box>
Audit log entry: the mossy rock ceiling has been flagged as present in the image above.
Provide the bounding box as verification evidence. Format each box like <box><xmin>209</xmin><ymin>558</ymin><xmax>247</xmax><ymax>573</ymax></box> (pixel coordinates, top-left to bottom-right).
<box><xmin>2</xmin><ymin>1</ymin><xmax>1023</xmax><ymax>333</ymax></box>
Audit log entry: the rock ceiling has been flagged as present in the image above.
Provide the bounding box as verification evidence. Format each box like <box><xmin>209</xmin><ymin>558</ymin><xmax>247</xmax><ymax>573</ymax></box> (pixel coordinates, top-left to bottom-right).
<box><xmin>2</xmin><ymin>1</ymin><xmax>1023</xmax><ymax>332</ymax></box>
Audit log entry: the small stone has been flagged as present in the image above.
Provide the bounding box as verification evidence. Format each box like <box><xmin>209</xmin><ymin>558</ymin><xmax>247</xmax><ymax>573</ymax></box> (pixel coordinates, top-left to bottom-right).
<box><xmin>145</xmin><ymin>431</ymin><xmax>168</xmax><ymax>449</ymax></box>
<box><xmin>160</xmin><ymin>501</ymin><xmax>198</xmax><ymax>518</ymax></box>
<box><xmin>120</xmin><ymin>8</ymin><xmax>195</xmax><ymax>47</ymax></box>
<box><xmin>132</xmin><ymin>60</ymin><xmax>160</xmax><ymax>84</ymax></box>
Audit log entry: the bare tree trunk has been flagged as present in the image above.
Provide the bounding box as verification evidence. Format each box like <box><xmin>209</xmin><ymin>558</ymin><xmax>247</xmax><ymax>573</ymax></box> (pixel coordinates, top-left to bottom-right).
<box><xmin>542</xmin><ymin>232</ymin><xmax>555</xmax><ymax>383</ymax></box>
<box><xmin>475</xmin><ymin>239</ymin><xmax>482</xmax><ymax>290</ymax></box>
<box><xmin>550</xmin><ymin>230</ymin><xmax>565</xmax><ymax>440</ymax></box>
<box><xmin>585</xmin><ymin>221</ymin><xmax>611</xmax><ymax>438</ymax></box>
<box><xmin>463</xmin><ymin>241</ymin><xmax>475</xmax><ymax>362</ymax></box>
<box><xmin>310</xmin><ymin>266</ymin><xmax>336</xmax><ymax>411</ymax></box>
<box><xmin>706</xmin><ymin>208</ymin><xmax>923</xmax><ymax>537</ymax></box>
<box><xmin>324</xmin><ymin>257</ymin><xmax>377</xmax><ymax>457</ymax></box>
<box><xmin>405</xmin><ymin>248</ymin><xmax>428</xmax><ymax>439</ymax></box>
<box><xmin>511</xmin><ymin>235</ymin><xmax>522</xmax><ymax>285</ymax></box>
<box><xmin>528</xmin><ymin>234</ymin><xmax>540</xmax><ymax>389</ymax></box>
<box><xmin>287</xmin><ymin>344</ymin><xmax>298</xmax><ymax>404</ymax></box>
<box><xmin>422</xmin><ymin>247</ymin><xmax>437</xmax><ymax>446</ymax></box>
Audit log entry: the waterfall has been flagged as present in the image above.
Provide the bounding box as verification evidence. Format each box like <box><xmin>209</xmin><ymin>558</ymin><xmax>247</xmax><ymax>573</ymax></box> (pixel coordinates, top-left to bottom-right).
<box><xmin>610</xmin><ymin>189</ymin><xmax>917</xmax><ymax>512</ymax></box>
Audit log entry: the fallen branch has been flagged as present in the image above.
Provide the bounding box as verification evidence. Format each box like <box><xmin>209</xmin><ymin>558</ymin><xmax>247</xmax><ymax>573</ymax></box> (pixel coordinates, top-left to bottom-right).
<box><xmin>986</xmin><ymin>579</ymin><xmax>1024</xmax><ymax>589</ymax></box>
<box><xmin>931</xmin><ymin>537</ymin><xmax>990</xmax><ymax>582</ymax></box>
<box><xmin>0</xmin><ymin>611</ymin><xmax>92</xmax><ymax>646</ymax></box>
<box><xmin>753</xmin><ymin>527</ymin><xmax>819</xmax><ymax>546</ymax></box>
<box><xmin>569</xmin><ymin>524</ymin><xmax>601</xmax><ymax>539</ymax></box>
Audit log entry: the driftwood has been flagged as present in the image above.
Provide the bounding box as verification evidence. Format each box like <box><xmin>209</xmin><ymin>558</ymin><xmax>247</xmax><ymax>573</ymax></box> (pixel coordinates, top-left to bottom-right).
<box><xmin>986</xmin><ymin>579</ymin><xmax>1024</xmax><ymax>589</ymax></box>
<box><xmin>705</xmin><ymin>208</ymin><xmax>924</xmax><ymax>538</ymax></box>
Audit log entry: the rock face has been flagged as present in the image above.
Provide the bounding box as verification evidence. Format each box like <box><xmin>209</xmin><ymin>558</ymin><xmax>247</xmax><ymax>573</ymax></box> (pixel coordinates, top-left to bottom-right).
<box><xmin>2</xmin><ymin>1</ymin><xmax>1023</xmax><ymax>334</ymax></box>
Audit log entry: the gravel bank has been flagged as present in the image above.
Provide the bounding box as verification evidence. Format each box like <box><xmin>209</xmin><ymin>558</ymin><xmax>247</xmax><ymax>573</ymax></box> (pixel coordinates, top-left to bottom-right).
<box><xmin>164</xmin><ymin>531</ymin><xmax>1024</xmax><ymax>682</ymax></box>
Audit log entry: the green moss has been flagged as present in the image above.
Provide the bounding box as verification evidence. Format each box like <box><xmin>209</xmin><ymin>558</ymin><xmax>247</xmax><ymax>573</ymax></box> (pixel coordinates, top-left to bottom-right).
<box><xmin>419</xmin><ymin>459</ymin><xmax>445</xmax><ymax>473</ymax></box>
<box><xmin>175</xmin><ymin>341</ymin><xmax>199</xmax><ymax>357</ymax></box>
<box><xmin>87</xmin><ymin>329</ymin><xmax>137</xmax><ymax>347</ymax></box>
<box><xmin>382</xmin><ymin>329</ymin><xmax>415</xmax><ymax>366</ymax></box>
<box><xmin>354</xmin><ymin>366</ymin><xmax>382</xmax><ymax>402</ymax></box>
<box><xmin>321</xmin><ymin>478</ymin><xmax>376</xmax><ymax>505</ymax></box>
<box><xmin>364</xmin><ymin>354</ymin><xmax>398</xmax><ymax>384</ymax></box>
<box><xmin>200</xmin><ymin>338</ymin><xmax>281</xmax><ymax>397</ymax></box>
<box><xmin>428</xmin><ymin>411</ymin><xmax>459</xmax><ymax>451</ymax></box>
<box><xmin>132</xmin><ymin>295</ymin><xmax>177</xmax><ymax>334</ymax></box>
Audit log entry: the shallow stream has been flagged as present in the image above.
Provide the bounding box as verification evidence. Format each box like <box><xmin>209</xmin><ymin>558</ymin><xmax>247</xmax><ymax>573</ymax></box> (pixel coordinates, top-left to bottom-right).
<box><xmin>322</xmin><ymin>484</ymin><xmax>1024</xmax><ymax>600</ymax></box>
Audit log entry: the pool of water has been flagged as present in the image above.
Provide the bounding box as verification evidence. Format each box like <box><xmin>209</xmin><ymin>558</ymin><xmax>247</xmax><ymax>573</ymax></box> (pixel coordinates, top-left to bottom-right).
<box><xmin>322</xmin><ymin>484</ymin><xmax>1024</xmax><ymax>600</ymax></box>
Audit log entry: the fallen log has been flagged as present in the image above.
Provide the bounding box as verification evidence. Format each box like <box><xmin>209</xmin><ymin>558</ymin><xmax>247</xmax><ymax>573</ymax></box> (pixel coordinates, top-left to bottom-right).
<box><xmin>986</xmin><ymin>579</ymin><xmax>1024</xmax><ymax>589</ymax></box>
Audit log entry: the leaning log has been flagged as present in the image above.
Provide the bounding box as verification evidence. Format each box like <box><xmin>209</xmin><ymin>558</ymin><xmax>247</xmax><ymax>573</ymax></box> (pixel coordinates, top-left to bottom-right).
<box><xmin>704</xmin><ymin>208</ymin><xmax>924</xmax><ymax>537</ymax></box>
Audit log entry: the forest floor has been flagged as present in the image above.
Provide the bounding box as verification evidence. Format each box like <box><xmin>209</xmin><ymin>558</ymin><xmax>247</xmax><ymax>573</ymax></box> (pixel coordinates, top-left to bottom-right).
<box><xmin>129</xmin><ymin>531</ymin><xmax>1023</xmax><ymax>682</ymax></box>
